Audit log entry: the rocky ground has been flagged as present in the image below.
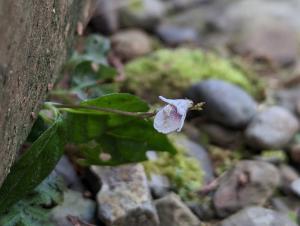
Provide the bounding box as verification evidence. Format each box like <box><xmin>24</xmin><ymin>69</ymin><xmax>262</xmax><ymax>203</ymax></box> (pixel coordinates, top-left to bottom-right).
<box><xmin>13</xmin><ymin>0</ymin><xmax>300</xmax><ymax>225</ymax></box>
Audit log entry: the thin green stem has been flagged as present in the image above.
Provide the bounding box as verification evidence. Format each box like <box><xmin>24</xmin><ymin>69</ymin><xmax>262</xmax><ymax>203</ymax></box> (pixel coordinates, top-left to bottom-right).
<box><xmin>47</xmin><ymin>102</ymin><xmax>156</xmax><ymax>119</ymax></box>
<box><xmin>43</xmin><ymin>102</ymin><xmax>60</xmax><ymax>119</ymax></box>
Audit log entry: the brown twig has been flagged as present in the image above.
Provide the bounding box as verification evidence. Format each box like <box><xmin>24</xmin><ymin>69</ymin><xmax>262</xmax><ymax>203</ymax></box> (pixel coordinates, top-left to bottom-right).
<box><xmin>198</xmin><ymin>171</ymin><xmax>227</xmax><ymax>195</ymax></box>
<box><xmin>108</xmin><ymin>52</ymin><xmax>126</xmax><ymax>82</ymax></box>
<box><xmin>67</xmin><ymin>215</ymin><xmax>96</xmax><ymax>226</ymax></box>
<box><xmin>282</xmin><ymin>74</ymin><xmax>300</xmax><ymax>88</ymax></box>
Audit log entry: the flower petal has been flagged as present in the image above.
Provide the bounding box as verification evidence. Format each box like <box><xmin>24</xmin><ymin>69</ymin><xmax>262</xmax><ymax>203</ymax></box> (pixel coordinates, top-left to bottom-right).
<box><xmin>177</xmin><ymin>110</ymin><xmax>188</xmax><ymax>132</ymax></box>
<box><xmin>154</xmin><ymin>96</ymin><xmax>194</xmax><ymax>134</ymax></box>
<box><xmin>159</xmin><ymin>96</ymin><xmax>193</xmax><ymax>115</ymax></box>
<box><xmin>154</xmin><ymin>105</ymin><xmax>182</xmax><ymax>134</ymax></box>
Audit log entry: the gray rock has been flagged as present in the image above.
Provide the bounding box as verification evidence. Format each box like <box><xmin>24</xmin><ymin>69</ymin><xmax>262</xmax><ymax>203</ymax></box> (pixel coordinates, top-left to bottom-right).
<box><xmin>155</xmin><ymin>193</ymin><xmax>201</xmax><ymax>226</ymax></box>
<box><xmin>145</xmin><ymin>151</ymin><xmax>172</xmax><ymax>198</ymax></box>
<box><xmin>166</xmin><ymin>0</ymin><xmax>205</xmax><ymax>11</ymax></box>
<box><xmin>231</xmin><ymin>18</ymin><xmax>298</xmax><ymax>66</ymax></box>
<box><xmin>279</xmin><ymin>164</ymin><xmax>299</xmax><ymax>195</ymax></box>
<box><xmin>92</xmin><ymin>164</ymin><xmax>159</xmax><ymax>226</ymax></box>
<box><xmin>189</xmin><ymin>200</ymin><xmax>217</xmax><ymax>221</ymax></box>
<box><xmin>291</xmin><ymin>178</ymin><xmax>300</xmax><ymax>197</ymax></box>
<box><xmin>163</xmin><ymin>0</ymin><xmax>300</xmax><ymax>59</ymax></box>
<box><xmin>218</xmin><ymin>206</ymin><xmax>298</xmax><ymax>226</ymax></box>
<box><xmin>271</xmin><ymin>196</ymin><xmax>300</xmax><ymax>214</ymax></box>
<box><xmin>271</xmin><ymin>197</ymin><xmax>291</xmax><ymax>213</ymax></box>
<box><xmin>245</xmin><ymin>106</ymin><xmax>299</xmax><ymax>149</ymax></box>
<box><xmin>182</xmin><ymin>123</ymin><xmax>202</xmax><ymax>143</ymax></box>
<box><xmin>198</xmin><ymin>122</ymin><xmax>242</xmax><ymax>148</ymax></box>
<box><xmin>290</xmin><ymin>143</ymin><xmax>300</xmax><ymax>164</ymax></box>
<box><xmin>148</xmin><ymin>173</ymin><xmax>171</xmax><ymax>198</ymax></box>
<box><xmin>272</xmin><ymin>196</ymin><xmax>300</xmax><ymax>226</ymax></box>
<box><xmin>213</xmin><ymin>0</ymin><xmax>300</xmax><ymax>66</ymax></box>
<box><xmin>90</xmin><ymin>0</ymin><xmax>119</xmax><ymax>34</ymax></box>
<box><xmin>174</xmin><ymin>136</ymin><xmax>214</xmax><ymax>183</ymax></box>
<box><xmin>54</xmin><ymin>155</ymin><xmax>84</xmax><ymax>192</ymax></box>
<box><xmin>119</xmin><ymin>0</ymin><xmax>166</xmax><ymax>30</ymax></box>
<box><xmin>186</xmin><ymin>79</ymin><xmax>257</xmax><ymax>128</ymax></box>
<box><xmin>111</xmin><ymin>29</ymin><xmax>153</xmax><ymax>61</ymax></box>
<box><xmin>156</xmin><ymin>24</ymin><xmax>199</xmax><ymax>45</ymax></box>
<box><xmin>275</xmin><ymin>87</ymin><xmax>300</xmax><ymax>115</ymax></box>
<box><xmin>161</xmin><ymin>2</ymin><xmax>225</xmax><ymax>38</ymax></box>
<box><xmin>50</xmin><ymin>190</ymin><xmax>96</xmax><ymax>226</ymax></box>
<box><xmin>213</xmin><ymin>160</ymin><xmax>280</xmax><ymax>217</ymax></box>
<box><xmin>214</xmin><ymin>0</ymin><xmax>300</xmax><ymax>33</ymax></box>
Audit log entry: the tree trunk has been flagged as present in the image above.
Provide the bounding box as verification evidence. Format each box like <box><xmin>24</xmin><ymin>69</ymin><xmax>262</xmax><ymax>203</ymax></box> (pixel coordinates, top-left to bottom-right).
<box><xmin>0</xmin><ymin>0</ymin><xmax>95</xmax><ymax>187</ymax></box>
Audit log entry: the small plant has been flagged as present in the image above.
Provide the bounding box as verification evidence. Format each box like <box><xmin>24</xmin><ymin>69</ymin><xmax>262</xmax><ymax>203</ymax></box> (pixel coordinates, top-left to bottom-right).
<box><xmin>0</xmin><ymin>173</ymin><xmax>64</xmax><ymax>226</ymax></box>
<box><xmin>0</xmin><ymin>93</ymin><xmax>202</xmax><ymax>214</ymax></box>
<box><xmin>0</xmin><ymin>35</ymin><xmax>203</xmax><ymax>215</ymax></box>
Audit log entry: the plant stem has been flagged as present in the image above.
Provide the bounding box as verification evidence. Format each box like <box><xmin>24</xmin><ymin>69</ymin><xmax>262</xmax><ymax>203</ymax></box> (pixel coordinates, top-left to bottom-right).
<box><xmin>48</xmin><ymin>103</ymin><xmax>156</xmax><ymax>118</ymax></box>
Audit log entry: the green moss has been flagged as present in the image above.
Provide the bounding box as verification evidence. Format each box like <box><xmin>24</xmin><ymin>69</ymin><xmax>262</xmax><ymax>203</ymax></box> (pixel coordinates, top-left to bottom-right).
<box><xmin>288</xmin><ymin>211</ymin><xmax>298</xmax><ymax>224</ymax></box>
<box><xmin>143</xmin><ymin>135</ymin><xmax>204</xmax><ymax>201</ymax></box>
<box><xmin>209</xmin><ymin>145</ymin><xmax>242</xmax><ymax>176</ymax></box>
<box><xmin>128</xmin><ymin>0</ymin><xmax>144</xmax><ymax>12</ymax></box>
<box><xmin>124</xmin><ymin>48</ymin><xmax>261</xmax><ymax>102</ymax></box>
<box><xmin>260</xmin><ymin>150</ymin><xmax>287</xmax><ymax>162</ymax></box>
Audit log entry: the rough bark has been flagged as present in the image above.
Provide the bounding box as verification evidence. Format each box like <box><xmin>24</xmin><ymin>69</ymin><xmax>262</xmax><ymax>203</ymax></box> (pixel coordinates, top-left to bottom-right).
<box><xmin>0</xmin><ymin>0</ymin><xmax>95</xmax><ymax>187</ymax></box>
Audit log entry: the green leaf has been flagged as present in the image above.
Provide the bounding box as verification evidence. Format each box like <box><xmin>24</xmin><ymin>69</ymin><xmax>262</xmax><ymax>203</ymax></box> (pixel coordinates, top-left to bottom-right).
<box><xmin>71</xmin><ymin>61</ymin><xmax>98</xmax><ymax>87</ymax></box>
<box><xmin>60</xmin><ymin>93</ymin><xmax>147</xmax><ymax>145</ymax></box>
<box><xmin>78</xmin><ymin>119</ymin><xmax>176</xmax><ymax>166</ymax></box>
<box><xmin>84</xmin><ymin>35</ymin><xmax>110</xmax><ymax>63</ymax></box>
<box><xmin>66</xmin><ymin>93</ymin><xmax>175</xmax><ymax>165</ymax></box>
<box><xmin>78</xmin><ymin>135</ymin><xmax>149</xmax><ymax>166</ymax></box>
<box><xmin>66</xmin><ymin>35</ymin><xmax>110</xmax><ymax>67</ymax></box>
<box><xmin>28</xmin><ymin>172</ymin><xmax>65</xmax><ymax>207</ymax></box>
<box><xmin>81</xmin><ymin>93</ymin><xmax>149</xmax><ymax>112</ymax></box>
<box><xmin>68</xmin><ymin>93</ymin><xmax>150</xmax><ymax>126</ymax></box>
<box><xmin>72</xmin><ymin>61</ymin><xmax>116</xmax><ymax>87</ymax></box>
<box><xmin>64</xmin><ymin>35</ymin><xmax>144</xmax><ymax>105</ymax></box>
<box><xmin>70</xmin><ymin>61</ymin><xmax>118</xmax><ymax>99</ymax></box>
<box><xmin>61</xmin><ymin>112</ymin><xmax>107</xmax><ymax>144</ymax></box>
<box><xmin>0</xmin><ymin>120</ymin><xmax>65</xmax><ymax>214</ymax></box>
<box><xmin>98</xmin><ymin>64</ymin><xmax>117</xmax><ymax>79</ymax></box>
<box><xmin>0</xmin><ymin>203</ymin><xmax>54</xmax><ymax>226</ymax></box>
<box><xmin>26</xmin><ymin>116</ymin><xmax>49</xmax><ymax>143</ymax></box>
<box><xmin>107</xmin><ymin>119</ymin><xmax>176</xmax><ymax>154</ymax></box>
<box><xmin>0</xmin><ymin>173</ymin><xmax>64</xmax><ymax>226</ymax></box>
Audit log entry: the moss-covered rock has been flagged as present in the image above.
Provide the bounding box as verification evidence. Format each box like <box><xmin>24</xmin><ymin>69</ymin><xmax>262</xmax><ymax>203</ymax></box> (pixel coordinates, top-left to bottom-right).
<box><xmin>143</xmin><ymin>135</ymin><xmax>204</xmax><ymax>201</ymax></box>
<box><xmin>119</xmin><ymin>0</ymin><xmax>166</xmax><ymax>30</ymax></box>
<box><xmin>124</xmin><ymin>48</ymin><xmax>261</xmax><ymax>102</ymax></box>
<box><xmin>259</xmin><ymin>149</ymin><xmax>287</xmax><ymax>163</ymax></box>
<box><xmin>209</xmin><ymin>145</ymin><xmax>242</xmax><ymax>176</ymax></box>
<box><xmin>128</xmin><ymin>0</ymin><xmax>144</xmax><ymax>12</ymax></box>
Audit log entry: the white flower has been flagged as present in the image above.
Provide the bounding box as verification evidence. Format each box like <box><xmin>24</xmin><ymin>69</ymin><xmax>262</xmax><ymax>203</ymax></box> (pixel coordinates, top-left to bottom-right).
<box><xmin>154</xmin><ymin>96</ymin><xmax>193</xmax><ymax>134</ymax></box>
